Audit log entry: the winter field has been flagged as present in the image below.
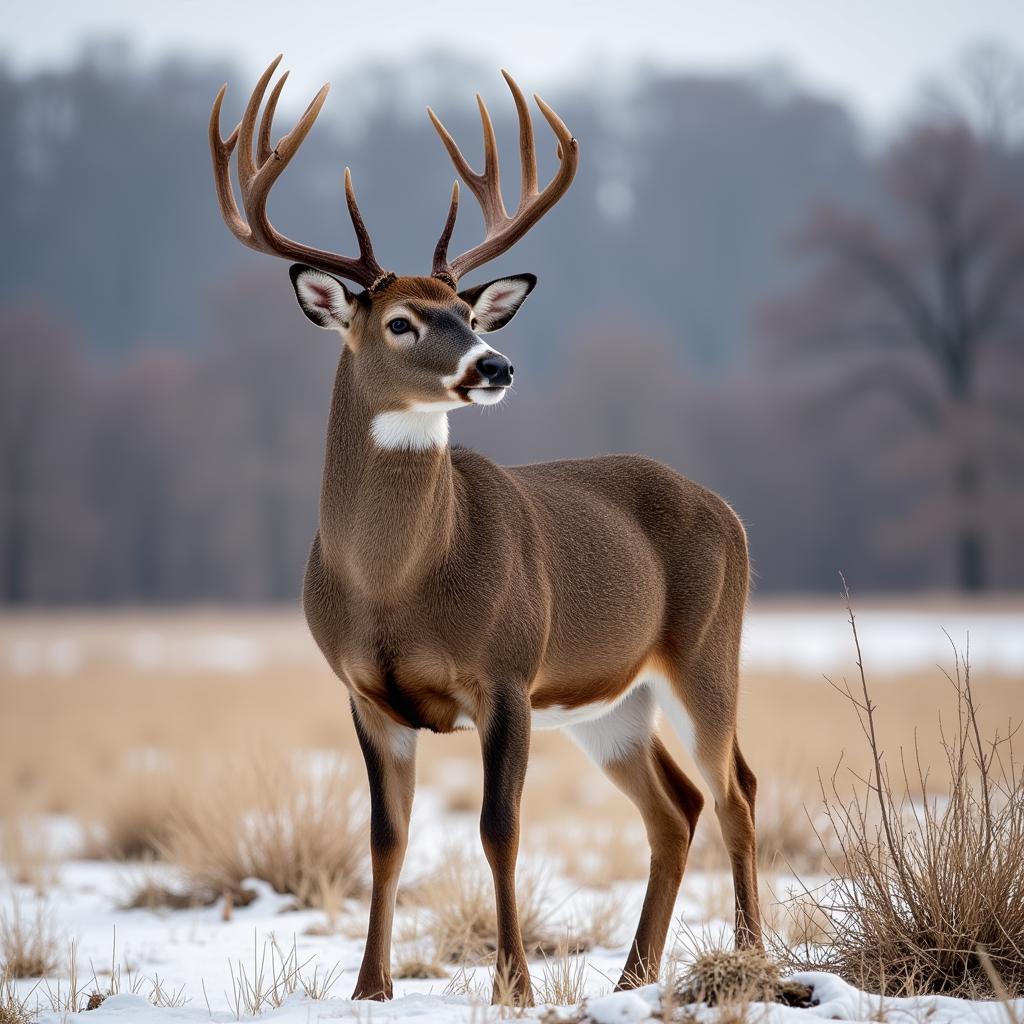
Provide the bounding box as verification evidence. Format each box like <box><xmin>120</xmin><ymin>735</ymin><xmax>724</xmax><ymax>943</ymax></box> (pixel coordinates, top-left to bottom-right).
<box><xmin>2</xmin><ymin>599</ymin><xmax>1023</xmax><ymax>1023</ymax></box>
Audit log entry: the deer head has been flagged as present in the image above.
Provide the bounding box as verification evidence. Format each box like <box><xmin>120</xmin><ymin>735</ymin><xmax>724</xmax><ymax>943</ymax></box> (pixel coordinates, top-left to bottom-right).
<box><xmin>209</xmin><ymin>57</ymin><xmax>578</xmax><ymax>438</ymax></box>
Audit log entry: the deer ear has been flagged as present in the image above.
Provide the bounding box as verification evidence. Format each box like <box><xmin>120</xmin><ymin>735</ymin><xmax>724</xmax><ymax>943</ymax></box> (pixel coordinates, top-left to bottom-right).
<box><xmin>289</xmin><ymin>265</ymin><xmax>360</xmax><ymax>331</ymax></box>
<box><xmin>459</xmin><ymin>274</ymin><xmax>537</xmax><ymax>333</ymax></box>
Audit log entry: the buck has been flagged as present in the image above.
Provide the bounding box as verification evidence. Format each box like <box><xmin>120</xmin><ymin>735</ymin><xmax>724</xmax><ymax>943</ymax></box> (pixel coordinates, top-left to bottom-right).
<box><xmin>210</xmin><ymin>56</ymin><xmax>760</xmax><ymax>1005</ymax></box>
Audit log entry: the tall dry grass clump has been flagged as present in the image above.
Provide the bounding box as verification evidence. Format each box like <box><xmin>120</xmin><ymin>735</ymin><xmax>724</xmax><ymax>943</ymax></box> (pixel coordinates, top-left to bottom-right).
<box><xmin>81</xmin><ymin>768</ymin><xmax>184</xmax><ymax>861</ymax></box>
<box><xmin>776</xmin><ymin>581</ymin><xmax>1024</xmax><ymax>998</ymax></box>
<box><xmin>402</xmin><ymin>848</ymin><xmax>558</xmax><ymax>963</ymax></box>
<box><xmin>0</xmin><ymin>903</ymin><xmax>58</xmax><ymax>979</ymax></box>
<box><xmin>159</xmin><ymin>753</ymin><xmax>368</xmax><ymax>909</ymax></box>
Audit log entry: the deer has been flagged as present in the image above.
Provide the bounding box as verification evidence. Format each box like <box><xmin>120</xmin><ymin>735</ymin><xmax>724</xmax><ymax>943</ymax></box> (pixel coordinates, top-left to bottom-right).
<box><xmin>209</xmin><ymin>56</ymin><xmax>761</xmax><ymax>1006</ymax></box>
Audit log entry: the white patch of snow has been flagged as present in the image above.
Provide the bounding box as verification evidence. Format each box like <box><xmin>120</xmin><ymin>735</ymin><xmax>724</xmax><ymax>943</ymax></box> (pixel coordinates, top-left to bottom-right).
<box><xmin>585</xmin><ymin>990</ymin><xmax>654</xmax><ymax>1023</ymax></box>
<box><xmin>742</xmin><ymin>609</ymin><xmax>1024</xmax><ymax>675</ymax></box>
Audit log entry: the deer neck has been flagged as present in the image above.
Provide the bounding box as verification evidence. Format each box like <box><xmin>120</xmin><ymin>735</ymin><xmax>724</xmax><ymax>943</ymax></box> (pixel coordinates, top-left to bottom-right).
<box><xmin>317</xmin><ymin>351</ymin><xmax>456</xmax><ymax>596</ymax></box>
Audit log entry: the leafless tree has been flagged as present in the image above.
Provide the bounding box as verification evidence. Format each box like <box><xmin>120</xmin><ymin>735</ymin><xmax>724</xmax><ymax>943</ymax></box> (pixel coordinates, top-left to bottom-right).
<box><xmin>0</xmin><ymin>303</ymin><xmax>87</xmax><ymax>602</ymax></box>
<box><xmin>762</xmin><ymin>119</ymin><xmax>1024</xmax><ymax>590</ymax></box>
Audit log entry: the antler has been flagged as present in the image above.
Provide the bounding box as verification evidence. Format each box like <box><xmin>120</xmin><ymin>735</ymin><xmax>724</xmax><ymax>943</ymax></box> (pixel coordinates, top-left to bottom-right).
<box><xmin>428</xmin><ymin>71</ymin><xmax>579</xmax><ymax>286</ymax></box>
<box><xmin>209</xmin><ymin>56</ymin><xmax>395</xmax><ymax>292</ymax></box>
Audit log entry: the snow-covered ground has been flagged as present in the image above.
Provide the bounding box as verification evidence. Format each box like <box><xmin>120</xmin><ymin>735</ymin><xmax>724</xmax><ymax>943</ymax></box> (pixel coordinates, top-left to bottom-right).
<box><xmin>5</xmin><ymin>805</ymin><xmax>1022</xmax><ymax>1024</ymax></box>
<box><xmin>3</xmin><ymin>604</ymin><xmax>1022</xmax><ymax>1021</ymax></box>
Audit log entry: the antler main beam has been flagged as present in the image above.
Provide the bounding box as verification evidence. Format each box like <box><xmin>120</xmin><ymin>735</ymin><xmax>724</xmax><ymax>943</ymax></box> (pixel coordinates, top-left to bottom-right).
<box><xmin>428</xmin><ymin>71</ymin><xmax>580</xmax><ymax>286</ymax></box>
<box><xmin>209</xmin><ymin>56</ymin><xmax>395</xmax><ymax>292</ymax></box>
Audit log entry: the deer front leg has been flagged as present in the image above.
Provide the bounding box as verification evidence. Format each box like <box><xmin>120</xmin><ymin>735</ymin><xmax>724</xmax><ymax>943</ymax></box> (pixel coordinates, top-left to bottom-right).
<box><xmin>478</xmin><ymin>687</ymin><xmax>533</xmax><ymax>1007</ymax></box>
<box><xmin>350</xmin><ymin>696</ymin><xmax>417</xmax><ymax>1001</ymax></box>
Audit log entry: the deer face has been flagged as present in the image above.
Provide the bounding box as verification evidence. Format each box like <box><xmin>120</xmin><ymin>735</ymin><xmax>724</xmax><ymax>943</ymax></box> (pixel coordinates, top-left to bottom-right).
<box><xmin>290</xmin><ymin>265</ymin><xmax>534</xmax><ymax>416</ymax></box>
<box><xmin>211</xmin><ymin>60</ymin><xmax>576</xmax><ymax>452</ymax></box>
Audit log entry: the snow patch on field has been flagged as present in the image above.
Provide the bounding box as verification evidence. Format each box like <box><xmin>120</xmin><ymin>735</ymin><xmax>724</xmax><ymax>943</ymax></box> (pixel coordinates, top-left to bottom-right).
<box><xmin>6</xmin><ymin>846</ymin><xmax>1021</xmax><ymax>1024</ymax></box>
<box><xmin>742</xmin><ymin>609</ymin><xmax>1024</xmax><ymax>674</ymax></box>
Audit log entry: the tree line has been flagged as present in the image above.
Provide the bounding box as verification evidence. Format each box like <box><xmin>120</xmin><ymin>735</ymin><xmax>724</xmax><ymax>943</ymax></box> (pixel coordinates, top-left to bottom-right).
<box><xmin>0</xmin><ymin>40</ymin><xmax>1021</xmax><ymax>601</ymax></box>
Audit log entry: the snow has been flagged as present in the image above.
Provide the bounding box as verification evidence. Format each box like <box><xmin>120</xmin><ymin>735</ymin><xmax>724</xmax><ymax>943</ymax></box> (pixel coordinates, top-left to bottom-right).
<box><xmin>585</xmin><ymin>989</ymin><xmax>657</xmax><ymax>1023</ymax></box>
<box><xmin>741</xmin><ymin>608</ymin><xmax>1024</xmax><ymax>675</ymax></box>
<box><xmin>7</xmin><ymin>832</ymin><xmax>1022</xmax><ymax>1024</ymax></box>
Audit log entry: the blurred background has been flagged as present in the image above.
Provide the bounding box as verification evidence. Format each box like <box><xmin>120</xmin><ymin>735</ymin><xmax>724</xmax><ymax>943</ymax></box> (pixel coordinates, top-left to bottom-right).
<box><xmin>1</xmin><ymin>6</ymin><xmax>1023</xmax><ymax>1012</ymax></box>
<box><xmin>2</xmin><ymin>0</ymin><xmax>1023</xmax><ymax>603</ymax></box>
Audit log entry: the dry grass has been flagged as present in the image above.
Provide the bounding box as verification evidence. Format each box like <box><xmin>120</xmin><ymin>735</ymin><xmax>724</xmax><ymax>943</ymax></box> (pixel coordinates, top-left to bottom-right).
<box><xmin>535</xmin><ymin>940</ymin><xmax>587</xmax><ymax>1006</ymax></box>
<box><xmin>121</xmin><ymin>876</ymin><xmax>211</xmax><ymax>912</ymax></box>
<box><xmin>670</xmin><ymin>929</ymin><xmax>813</xmax><ymax>1018</ymax></box>
<box><xmin>565</xmin><ymin>894</ymin><xmax>624</xmax><ymax>952</ymax></box>
<box><xmin>393</xmin><ymin>954</ymin><xmax>448</xmax><ymax>980</ymax></box>
<box><xmin>751</xmin><ymin>780</ymin><xmax>840</xmax><ymax>874</ymax></box>
<box><xmin>5</xmin><ymin>608</ymin><xmax>1020</xmax><ymax>828</ymax></box>
<box><xmin>677</xmin><ymin>946</ymin><xmax>781</xmax><ymax>1005</ymax></box>
<box><xmin>0</xmin><ymin>904</ymin><xmax>58</xmax><ymax>979</ymax></box>
<box><xmin>0</xmin><ymin>820</ymin><xmax>55</xmax><ymax>896</ymax></box>
<box><xmin>224</xmin><ymin>934</ymin><xmax>342</xmax><ymax>1018</ymax></box>
<box><xmin>0</xmin><ymin>968</ymin><xmax>35</xmax><ymax>1024</ymax></box>
<box><xmin>773</xmin><ymin>585</ymin><xmax>1024</xmax><ymax>999</ymax></box>
<box><xmin>402</xmin><ymin>848</ymin><xmax>559</xmax><ymax>964</ymax></box>
<box><xmin>158</xmin><ymin>754</ymin><xmax>367</xmax><ymax>910</ymax></box>
<box><xmin>80</xmin><ymin>769</ymin><xmax>184</xmax><ymax>861</ymax></box>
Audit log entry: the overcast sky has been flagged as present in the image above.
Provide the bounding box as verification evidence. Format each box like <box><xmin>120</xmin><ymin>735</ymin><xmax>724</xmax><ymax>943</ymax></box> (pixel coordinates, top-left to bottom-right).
<box><xmin>3</xmin><ymin>0</ymin><xmax>1022</xmax><ymax>126</ymax></box>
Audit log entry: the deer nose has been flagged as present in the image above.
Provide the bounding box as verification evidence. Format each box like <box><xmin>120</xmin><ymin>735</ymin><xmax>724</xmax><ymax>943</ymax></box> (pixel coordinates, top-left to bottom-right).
<box><xmin>476</xmin><ymin>353</ymin><xmax>513</xmax><ymax>386</ymax></box>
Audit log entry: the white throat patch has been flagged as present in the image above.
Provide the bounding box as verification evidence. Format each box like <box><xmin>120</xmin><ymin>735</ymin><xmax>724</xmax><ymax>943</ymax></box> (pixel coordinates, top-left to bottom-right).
<box><xmin>370</xmin><ymin>409</ymin><xmax>450</xmax><ymax>452</ymax></box>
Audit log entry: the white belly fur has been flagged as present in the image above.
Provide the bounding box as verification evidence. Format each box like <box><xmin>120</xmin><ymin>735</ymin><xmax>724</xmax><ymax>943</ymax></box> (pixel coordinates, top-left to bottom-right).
<box><xmin>531</xmin><ymin>668</ymin><xmax>665</xmax><ymax>732</ymax></box>
<box><xmin>458</xmin><ymin>669</ymin><xmax>698</xmax><ymax>761</ymax></box>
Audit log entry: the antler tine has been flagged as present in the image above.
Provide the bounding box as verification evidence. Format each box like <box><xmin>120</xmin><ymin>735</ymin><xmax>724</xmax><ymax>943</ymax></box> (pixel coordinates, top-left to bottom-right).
<box><xmin>431</xmin><ymin>72</ymin><xmax>579</xmax><ymax>285</ymax></box>
<box><xmin>257</xmin><ymin>70</ymin><xmax>289</xmax><ymax>167</ymax></box>
<box><xmin>344</xmin><ymin>168</ymin><xmax>388</xmax><ymax>277</ymax></box>
<box><xmin>535</xmin><ymin>92</ymin><xmax>575</xmax><ymax>154</ymax></box>
<box><xmin>245</xmin><ymin>82</ymin><xmax>329</xmax><ymax>249</ymax></box>
<box><xmin>427</xmin><ymin>108</ymin><xmax>480</xmax><ymax>189</ymax></box>
<box><xmin>209</xmin><ymin>84</ymin><xmax>250</xmax><ymax>245</ymax></box>
<box><xmin>501</xmin><ymin>71</ymin><xmax>538</xmax><ymax>206</ymax></box>
<box><xmin>237</xmin><ymin>55</ymin><xmax>282</xmax><ymax>186</ymax></box>
<box><xmin>208</xmin><ymin>57</ymin><xmax>393</xmax><ymax>290</ymax></box>
<box><xmin>476</xmin><ymin>94</ymin><xmax>508</xmax><ymax>227</ymax></box>
<box><xmin>432</xmin><ymin>181</ymin><xmax>461</xmax><ymax>286</ymax></box>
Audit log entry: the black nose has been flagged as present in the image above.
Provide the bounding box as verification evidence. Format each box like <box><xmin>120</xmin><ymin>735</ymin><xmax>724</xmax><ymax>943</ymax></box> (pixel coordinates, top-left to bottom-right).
<box><xmin>476</xmin><ymin>353</ymin><xmax>514</xmax><ymax>387</ymax></box>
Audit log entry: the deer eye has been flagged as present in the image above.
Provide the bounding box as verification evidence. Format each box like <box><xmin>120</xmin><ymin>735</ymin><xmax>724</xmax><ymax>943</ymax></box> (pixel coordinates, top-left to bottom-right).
<box><xmin>388</xmin><ymin>317</ymin><xmax>411</xmax><ymax>335</ymax></box>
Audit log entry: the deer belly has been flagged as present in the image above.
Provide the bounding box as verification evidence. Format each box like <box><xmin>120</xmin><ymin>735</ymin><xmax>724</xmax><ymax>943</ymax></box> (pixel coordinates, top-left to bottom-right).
<box><xmin>531</xmin><ymin>703</ymin><xmax>617</xmax><ymax>730</ymax></box>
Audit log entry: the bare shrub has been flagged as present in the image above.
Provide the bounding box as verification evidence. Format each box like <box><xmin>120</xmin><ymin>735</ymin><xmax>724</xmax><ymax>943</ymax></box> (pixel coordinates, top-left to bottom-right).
<box><xmin>0</xmin><ymin>904</ymin><xmax>58</xmax><ymax>979</ymax></box>
<box><xmin>160</xmin><ymin>754</ymin><xmax>367</xmax><ymax>909</ymax></box>
<box><xmin>774</xmin><ymin>582</ymin><xmax>1024</xmax><ymax>998</ymax></box>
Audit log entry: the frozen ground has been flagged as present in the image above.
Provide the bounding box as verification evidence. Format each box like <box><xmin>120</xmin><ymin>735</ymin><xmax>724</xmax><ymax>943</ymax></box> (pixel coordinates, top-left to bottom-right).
<box><xmin>4</xmin><ymin>603</ymin><xmax>1022</xmax><ymax>1021</ymax></box>
<box><xmin>6</xmin><ymin>805</ymin><xmax>1022</xmax><ymax>1024</ymax></box>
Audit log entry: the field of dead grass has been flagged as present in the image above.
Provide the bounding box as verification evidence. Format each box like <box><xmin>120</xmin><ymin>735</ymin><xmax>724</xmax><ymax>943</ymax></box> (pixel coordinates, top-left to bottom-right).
<box><xmin>2</xmin><ymin>603</ymin><xmax>1022</xmax><ymax>886</ymax></box>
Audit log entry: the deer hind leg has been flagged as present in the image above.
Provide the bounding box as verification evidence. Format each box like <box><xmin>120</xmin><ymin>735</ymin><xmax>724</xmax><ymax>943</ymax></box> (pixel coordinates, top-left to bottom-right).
<box><xmin>569</xmin><ymin>685</ymin><xmax>703</xmax><ymax>987</ymax></box>
<box><xmin>655</xmin><ymin>657</ymin><xmax>762</xmax><ymax>950</ymax></box>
